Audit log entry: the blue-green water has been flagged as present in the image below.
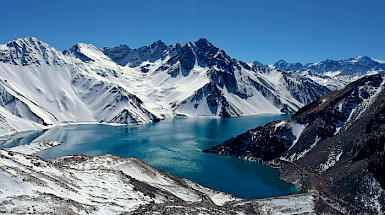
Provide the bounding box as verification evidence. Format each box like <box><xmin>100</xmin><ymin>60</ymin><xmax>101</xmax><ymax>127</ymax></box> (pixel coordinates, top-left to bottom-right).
<box><xmin>0</xmin><ymin>115</ymin><xmax>297</xmax><ymax>199</ymax></box>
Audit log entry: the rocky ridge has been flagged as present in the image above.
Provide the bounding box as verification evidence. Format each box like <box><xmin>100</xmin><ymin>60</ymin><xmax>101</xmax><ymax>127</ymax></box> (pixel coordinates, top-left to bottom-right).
<box><xmin>204</xmin><ymin>74</ymin><xmax>385</xmax><ymax>214</ymax></box>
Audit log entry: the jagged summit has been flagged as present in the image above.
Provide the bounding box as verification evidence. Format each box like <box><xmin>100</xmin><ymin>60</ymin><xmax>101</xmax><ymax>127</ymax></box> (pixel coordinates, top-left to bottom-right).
<box><xmin>257</xmin><ymin>56</ymin><xmax>385</xmax><ymax>90</ymax></box>
<box><xmin>102</xmin><ymin>39</ymin><xmax>179</xmax><ymax>67</ymax></box>
<box><xmin>102</xmin><ymin>38</ymin><xmax>220</xmax><ymax>68</ymax></box>
<box><xmin>194</xmin><ymin>38</ymin><xmax>213</xmax><ymax>47</ymax></box>
<box><xmin>0</xmin><ymin>37</ymin><xmax>330</xmax><ymax>136</ymax></box>
<box><xmin>272</xmin><ymin>60</ymin><xmax>303</xmax><ymax>71</ymax></box>
<box><xmin>268</xmin><ymin>55</ymin><xmax>385</xmax><ymax>74</ymax></box>
<box><xmin>0</xmin><ymin>37</ymin><xmax>65</xmax><ymax>66</ymax></box>
<box><xmin>150</xmin><ymin>39</ymin><xmax>166</xmax><ymax>46</ymax></box>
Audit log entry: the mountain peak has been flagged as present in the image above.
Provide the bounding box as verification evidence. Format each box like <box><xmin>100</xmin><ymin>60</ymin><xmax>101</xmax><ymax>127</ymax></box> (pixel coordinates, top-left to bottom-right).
<box><xmin>1</xmin><ymin>37</ymin><xmax>63</xmax><ymax>66</ymax></box>
<box><xmin>63</xmin><ymin>43</ymin><xmax>104</xmax><ymax>63</ymax></box>
<box><xmin>197</xmin><ymin>38</ymin><xmax>209</xmax><ymax>43</ymax></box>
<box><xmin>195</xmin><ymin>38</ymin><xmax>213</xmax><ymax>47</ymax></box>
<box><xmin>276</xmin><ymin>59</ymin><xmax>287</xmax><ymax>63</ymax></box>
<box><xmin>7</xmin><ymin>37</ymin><xmax>50</xmax><ymax>49</ymax></box>
<box><xmin>272</xmin><ymin>60</ymin><xmax>303</xmax><ymax>71</ymax></box>
<box><xmin>354</xmin><ymin>56</ymin><xmax>372</xmax><ymax>62</ymax></box>
<box><xmin>151</xmin><ymin>40</ymin><xmax>165</xmax><ymax>45</ymax></box>
<box><xmin>149</xmin><ymin>40</ymin><xmax>167</xmax><ymax>50</ymax></box>
<box><xmin>10</xmin><ymin>37</ymin><xmax>39</xmax><ymax>44</ymax></box>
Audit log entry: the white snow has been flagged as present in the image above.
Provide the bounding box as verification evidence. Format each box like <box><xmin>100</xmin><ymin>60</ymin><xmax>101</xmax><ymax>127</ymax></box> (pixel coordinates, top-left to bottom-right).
<box><xmin>335</xmin><ymin>78</ymin><xmax>385</xmax><ymax>135</ymax></box>
<box><xmin>287</xmin><ymin>136</ymin><xmax>320</xmax><ymax>162</ymax></box>
<box><xmin>287</xmin><ymin>122</ymin><xmax>306</xmax><ymax>150</ymax></box>
<box><xmin>274</xmin><ymin>120</ymin><xmax>287</xmax><ymax>129</ymax></box>
<box><xmin>234</xmin><ymin>194</ymin><xmax>315</xmax><ymax>215</ymax></box>
<box><xmin>360</xmin><ymin>175</ymin><xmax>384</xmax><ymax>214</ymax></box>
<box><xmin>324</xmin><ymin>70</ymin><xmax>341</xmax><ymax>77</ymax></box>
<box><xmin>372</xmin><ymin>58</ymin><xmax>385</xmax><ymax>64</ymax></box>
<box><xmin>0</xmin><ymin>141</ymin><xmax>239</xmax><ymax>214</ymax></box>
<box><xmin>318</xmin><ymin>149</ymin><xmax>343</xmax><ymax>173</ymax></box>
<box><xmin>6</xmin><ymin>140</ymin><xmax>61</xmax><ymax>155</ymax></box>
<box><xmin>0</xmin><ymin>37</ymin><xmax>325</xmax><ymax>136</ymax></box>
<box><xmin>0</xmin><ymin>140</ymin><xmax>319</xmax><ymax>214</ymax></box>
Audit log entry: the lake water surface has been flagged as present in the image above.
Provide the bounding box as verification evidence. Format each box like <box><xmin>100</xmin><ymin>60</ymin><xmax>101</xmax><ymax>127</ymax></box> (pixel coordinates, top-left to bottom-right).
<box><xmin>1</xmin><ymin>114</ymin><xmax>297</xmax><ymax>199</ymax></box>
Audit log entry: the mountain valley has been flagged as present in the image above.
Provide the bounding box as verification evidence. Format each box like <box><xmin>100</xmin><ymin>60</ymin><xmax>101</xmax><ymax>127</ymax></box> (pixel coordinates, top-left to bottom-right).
<box><xmin>0</xmin><ymin>37</ymin><xmax>384</xmax><ymax>214</ymax></box>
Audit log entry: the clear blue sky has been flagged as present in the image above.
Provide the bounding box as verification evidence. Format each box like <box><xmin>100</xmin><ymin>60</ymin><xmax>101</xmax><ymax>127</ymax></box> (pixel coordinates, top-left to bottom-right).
<box><xmin>1</xmin><ymin>0</ymin><xmax>384</xmax><ymax>64</ymax></box>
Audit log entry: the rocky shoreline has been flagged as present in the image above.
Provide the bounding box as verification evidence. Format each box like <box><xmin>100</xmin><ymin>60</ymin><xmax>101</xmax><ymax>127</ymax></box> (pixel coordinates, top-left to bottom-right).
<box><xmin>0</xmin><ymin>141</ymin><xmax>316</xmax><ymax>214</ymax></box>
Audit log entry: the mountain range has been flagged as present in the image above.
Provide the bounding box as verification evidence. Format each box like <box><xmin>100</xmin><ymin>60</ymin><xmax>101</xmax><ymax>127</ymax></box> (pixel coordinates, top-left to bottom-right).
<box><xmin>0</xmin><ymin>37</ymin><xmax>330</xmax><ymax>136</ymax></box>
<box><xmin>260</xmin><ymin>56</ymin><xmax>385</xmax><ymax>90</ymax></box>
<box><xmin>205</xmin><ymin>74</ymin><xmax>385</xmax><ymax>214</ymax></box>
<box><xmin>1</xmin><ymin>37</ymin><xmax>385</xmax><ymax>214</ymax></box>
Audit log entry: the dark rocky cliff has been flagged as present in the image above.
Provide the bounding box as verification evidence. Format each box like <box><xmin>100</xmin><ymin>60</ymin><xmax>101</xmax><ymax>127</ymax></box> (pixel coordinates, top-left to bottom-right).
<box><xmin>204</xmin><ymin>74</ymin><xmax>385</xmax><ymax>214</ymax></box>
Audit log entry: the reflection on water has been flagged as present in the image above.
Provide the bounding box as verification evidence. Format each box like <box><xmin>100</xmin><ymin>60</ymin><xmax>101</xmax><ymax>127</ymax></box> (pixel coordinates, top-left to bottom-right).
<box><xmin>0</xmin><ymin>115</ymin><xmax>297</xmax><ymax>199</ymax></box>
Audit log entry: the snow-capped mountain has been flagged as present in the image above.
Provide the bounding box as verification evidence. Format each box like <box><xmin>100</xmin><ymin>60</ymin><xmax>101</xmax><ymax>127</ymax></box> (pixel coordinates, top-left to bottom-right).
<box><xmin>103</xmin><ymin>38</ymin><xmax>329</xmax><ymax>117</ymax></box>
<box><xmin>268</xmin><ymin>56</ymin><xmax>385</xmax><ymax>90</ymax></box>
<box><xmin>0</xmin><ymin>37</ymin><xmax>158</xmax><ymax>136</ymax></box>
<box><xmin>271</xmin><ymin>60</ymin><xmax>304</xmax><ymax>71</ymax></box>
<box><xmin>204</xmin><ymin>74</ymin><xmax>385</xmax><ymax>214</ymax></box>
<box><xmin>0</xmin><ymin>37</ymin><xmax>329</xmax><ymax>136</ymax></box>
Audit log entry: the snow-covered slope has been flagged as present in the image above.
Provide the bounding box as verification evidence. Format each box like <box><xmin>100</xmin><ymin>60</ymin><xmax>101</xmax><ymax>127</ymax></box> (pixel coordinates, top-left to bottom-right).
<box><xmin>0</xmin><ymin>141</ymin><xmax>316</xmax><ymax>214</ymax></box>
<box><xmin>0</xmin><ymin>37</ymin><xmax>329</xmax><ymax>136</ymax></box>
<box><xmin>103</xmin><ymin>38</ymin><xmax>329</xmax><ymax>117</ymax></box>
<box><xmin>0</xmin><ymin>37</ymin><xmax>159</xmax><ymax>135</ymax></box>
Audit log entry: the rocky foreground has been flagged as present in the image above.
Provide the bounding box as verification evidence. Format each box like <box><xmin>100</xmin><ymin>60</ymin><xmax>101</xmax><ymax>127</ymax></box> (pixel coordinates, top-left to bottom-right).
<box><xmin>0</xmin><ymin>141</ymin><xmax>315</xmax><ymax>214</ymax></box>
<box><xmin>205</xmin><ymin>74</ymin><xmax>385</xmax><ymax>214</ymax></box>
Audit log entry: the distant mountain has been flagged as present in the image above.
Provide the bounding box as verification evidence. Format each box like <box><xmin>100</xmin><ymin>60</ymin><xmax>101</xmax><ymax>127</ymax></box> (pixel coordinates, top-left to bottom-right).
<box><xmin>204</xmin><ymin>74</ymin><xmax>385</xmax><ymax>214</ymax></box>
<box><xmin>271</xmin><ymin>60</ymin><xmax>303</xmax><ymax>71</ymax></box>
<box><xmin>267</xmin><ymin>56</ymin><xmax>385</xmax><ymax>90</ymax></box>
<box><xmin>0</xmin><ymin>37</ymin><xmax>329</xmax><ymax>136</ymax></box>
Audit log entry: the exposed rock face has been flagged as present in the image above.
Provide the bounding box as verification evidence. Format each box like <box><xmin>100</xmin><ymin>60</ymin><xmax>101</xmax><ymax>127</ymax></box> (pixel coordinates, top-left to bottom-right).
<box><xmin>204</xmin><ymin>74</ymin><xmax>385</xmax><ymax>214</ymax></box>
<box><xmin>162</xmin><ymin>39</ymin><xmax>330</xmax><ymax>117</ymax></box>
<box><xmin>103</xmin><ymin>40</ymin><xmax>181</xmax><ymax>67</ymax></box>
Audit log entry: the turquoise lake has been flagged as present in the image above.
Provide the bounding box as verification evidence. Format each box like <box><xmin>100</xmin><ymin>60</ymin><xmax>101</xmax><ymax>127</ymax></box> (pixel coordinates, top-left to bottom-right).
<box><xmin>0</xmin><ymin>114</ymin><xmax>297</xmax><ymax>199</ymax></box>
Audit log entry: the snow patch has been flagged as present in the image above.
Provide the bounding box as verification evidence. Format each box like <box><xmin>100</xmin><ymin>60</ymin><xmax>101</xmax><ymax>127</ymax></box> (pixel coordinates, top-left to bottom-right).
<box><xmin>274</xmin><ymin>120</ymin><xmax>287</xmax><ymax>129</ymax></box>
<box><xmin>5</xmin><ymin>140</ymin><xmax>61</xmax><ymax>155</ymax></box>
<box><xmin>324</xmin><ymin>70</ymin><xmax>341</xmax><ymax>77</ymax></box>
<box><xmin>287</xmin><ymin>122</ymin><xmax>306</xmax><ymax>150</ymax></box>
<box><xmin>287</xmin><ymin>136</ymin><xmax>320</xmax><ymax>162</ymax></box>
<box><xmin>318</xmin><ymin>149</ymin><xmax>343</xmax><ymax>173</ymax></box>
<box><xmin>234</xmin><ymin>194</ymin><xmax>315</xmax><ymax>215</ymax></box>
<box><xmin>372</xmin><ymin>58</ymin><xmax>385</xmax><ymax>64</ymax></box>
